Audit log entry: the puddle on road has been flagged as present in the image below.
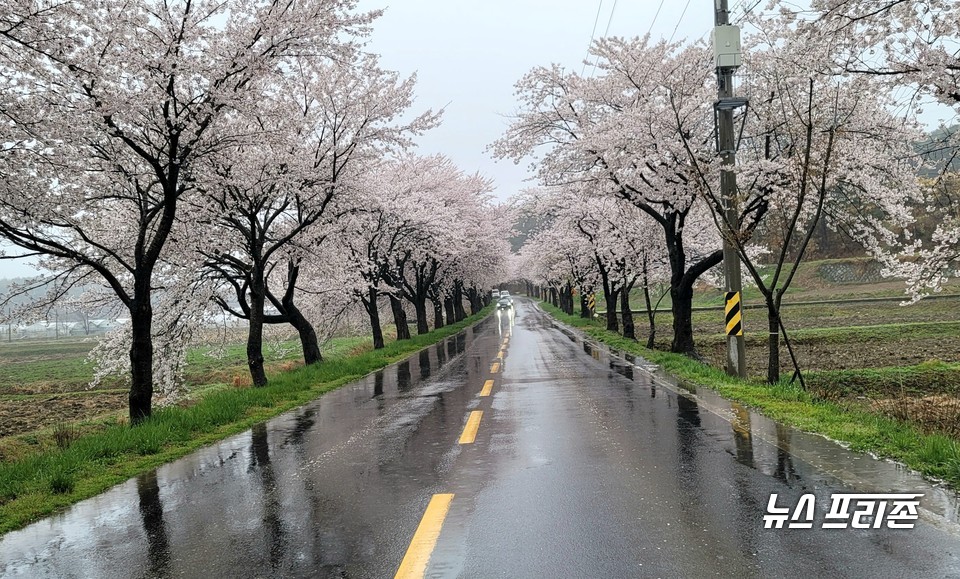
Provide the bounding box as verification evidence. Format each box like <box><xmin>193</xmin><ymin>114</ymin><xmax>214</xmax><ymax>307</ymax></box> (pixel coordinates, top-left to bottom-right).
<box><xmin>546</xmin><ymin>317</ymin><xmax>960</xmax><ymax>527</ymax></box>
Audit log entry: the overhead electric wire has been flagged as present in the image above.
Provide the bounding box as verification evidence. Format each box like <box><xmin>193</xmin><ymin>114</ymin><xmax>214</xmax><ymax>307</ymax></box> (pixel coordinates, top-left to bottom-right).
<box><xmin>734</xmin><ymin>0</ymin><xmax>764</xmax><ymax>24</ymax></box>
<box><xmin>668</xmin><ymin>0</ymin><xmax>693</xmax><ymax>44</ymax></box>
<box><xmin>581</xmin><ymin>0</ymin><xmax>605</xmax><ymax>76</ymax></box>
<box><xmin>589</xmin><ymin>0</ymin><xmax>620</xmax><ymax>77</ymax></box>
<box><xmin>601</xmin><ymin>0</ymin><xmax>619</xmax><ymax>37</ymax></box>
<box><xmin>646</xmin><ymin>0</ymin><xmax>667</xmax><ymax>37</ymax></box>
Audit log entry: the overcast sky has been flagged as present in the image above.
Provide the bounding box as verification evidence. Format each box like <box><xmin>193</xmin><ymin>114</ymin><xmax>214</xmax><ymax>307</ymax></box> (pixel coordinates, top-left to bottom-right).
<box><xmin>0</xmin><ymin>1</ymin><xmax>717</xmax><ymax>279</ymax></box>
<box><xmin>356</xmin><ymin>0</ymin><xmax>713</xmax><ymax>201</ymax></box>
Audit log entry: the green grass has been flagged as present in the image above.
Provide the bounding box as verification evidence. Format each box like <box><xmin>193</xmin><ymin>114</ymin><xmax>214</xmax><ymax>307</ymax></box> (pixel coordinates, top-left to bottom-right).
<box><xmin>539</xmin><ymin>301</ymin><xmax>960</xmax><ymax>489</ymax></box>
<box><xmin>807</xmin><ymin>361</ymin><xmax>960</xmax><ymax>398</ymax></box>
<box><xmin>0</xmin><ymin>308</ymin><xmax>491</xmax><ymax>535</ymax></box>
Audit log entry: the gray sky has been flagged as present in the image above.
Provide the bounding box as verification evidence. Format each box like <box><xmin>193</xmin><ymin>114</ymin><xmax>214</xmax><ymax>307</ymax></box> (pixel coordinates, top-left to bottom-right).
<box><xmin>0</xmin><ymin>1</ymin><xmax>715</xmax><ymax>279</ymax></box>
<box><xmin>356</xmin><ymin>0</ymin><xmax>713</xmax><ymax>201</ymax></box>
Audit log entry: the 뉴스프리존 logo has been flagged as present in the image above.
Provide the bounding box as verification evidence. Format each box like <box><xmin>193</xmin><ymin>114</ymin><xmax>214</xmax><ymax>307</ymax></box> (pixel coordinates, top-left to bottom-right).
<box><xmin>764</xmin><ymin>493</ymin><xmax>922</xmax><ymax>529</ymax></box>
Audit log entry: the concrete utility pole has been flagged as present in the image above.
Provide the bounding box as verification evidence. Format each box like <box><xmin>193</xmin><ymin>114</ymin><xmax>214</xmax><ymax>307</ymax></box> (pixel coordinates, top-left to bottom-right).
<box><xmin>713</xmin><ymin>0</ymin><xmax>747</xmax><ymax>378</ymax></box>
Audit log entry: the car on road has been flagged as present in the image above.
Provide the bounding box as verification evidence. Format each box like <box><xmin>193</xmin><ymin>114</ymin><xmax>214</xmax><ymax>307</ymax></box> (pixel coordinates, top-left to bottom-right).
<box><xmin>497</xmin><ymin>296</ymin><xmax>512</xmax><ymax>309</ymax></box>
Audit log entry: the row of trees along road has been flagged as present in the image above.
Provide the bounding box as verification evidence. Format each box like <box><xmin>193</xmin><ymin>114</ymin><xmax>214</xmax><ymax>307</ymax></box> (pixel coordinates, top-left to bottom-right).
<box><xmin>498</xmin><ymin>1</ymin><xmax>959</xmax><ymax>384</ymax></box>
<box><xmin>0</xmin><ymin>1</ymin><xmax>510</xmax><ymax>423</ymax></box>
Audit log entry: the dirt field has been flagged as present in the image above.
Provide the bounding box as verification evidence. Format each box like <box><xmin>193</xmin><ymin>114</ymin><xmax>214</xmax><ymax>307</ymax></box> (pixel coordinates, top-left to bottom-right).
<box><xmin>0</xmin><ymin>336</ymin><xmax>309</xmax><ymax>441</ymax></box>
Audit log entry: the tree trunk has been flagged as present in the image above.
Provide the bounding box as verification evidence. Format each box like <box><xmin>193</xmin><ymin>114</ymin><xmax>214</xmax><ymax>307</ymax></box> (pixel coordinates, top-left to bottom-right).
<box><xmin>453</xmin><ymin>284</ymin><xmax>467</xmax><ymax>321</ymax></box>
<box><xmin>128</xmin><ymin>298</ymin><xmax>154</xmax><ymax>424</ymax></box>
<box><xmin>564</xmin><ymin>283</ymin><xmax>575</xmax><ymax>315</ymax></box>
<box><xmin>580</xmin><ymin>292</ymin><xmax>591</xmax><ymax>318</ymax></box>
<box><xmin>670</xmin><ymin>282</ymin><xmax>695</xmax><ymax>355</ymax></box>
<box><xmin>285</xmin><ymin>300</ymin><xmax>322</xmax><ymax>365</ymax></box>
<box><xmin>467</xmin><ymin>288</ymin><xmax>481</xmax><ymax>314</ymax></box>
<box><xmin>643</xmin><ymin>283</ymin><xmax>656</xmax><ymax>349</ymax></box>
<box><xmin>247</xmin><ymin>283</ymin><xmax>269</xmax><ymax>387</ymax></box>
<box><xmin>767</xmin><ymin>297</ymin><xmax>781</xmax><ymax>385</ymax></box>
<box><xmin>621</xmin><ymin>286</ymin><xmax>635</xmax><ymax>340</ymax></box>
<box><xmin>365</xmin><ymin>287</ymin><xmax>385</xmax><ymax>350</ymax></box>
<box><xmin>604</xmin><ymin>289</ymin><xmax>619</xmax><ymax>333</ymax></box>
<box><xmin>414</xmin><ymin>297</ymin><xmax>429</xmax><ymax>335</ymax></box>
<box><xmin>433</xmin><ymin>299</ymin><xmax>445</xmax><ymax>329</ymax></box>
<box><xmin>276</xmin><ymin>262</ymin><xmax>321</xmax><ymax>364</ymax></box>
<box><xmin>390</xmin><ymin>295</ymin><xmax>411</xmax><ymax>340</ymax></box>
<box><xmin>444</xmin><ymin>297</ymin><xmax>456</xmax><ymax>326</ymax></box>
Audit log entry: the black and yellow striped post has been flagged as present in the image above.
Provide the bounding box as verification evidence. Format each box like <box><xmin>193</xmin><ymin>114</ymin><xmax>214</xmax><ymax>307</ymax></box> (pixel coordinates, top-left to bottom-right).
<box><xmin>587</xmin><ymin>293</ymin><xmax>596</xmax><ymax>315</ymax></box>
<box><xmin>725</xmin><ymin>291</ymin><xmax>743</xmax><ymax>337</ymax></box>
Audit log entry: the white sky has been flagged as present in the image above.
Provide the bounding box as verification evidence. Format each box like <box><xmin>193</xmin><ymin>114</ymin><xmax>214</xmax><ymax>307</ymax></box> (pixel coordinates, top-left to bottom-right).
<box><xmin>356</xmin><ymin>0</ymin><xmax>714</xmax><ymax>202</ymax></box>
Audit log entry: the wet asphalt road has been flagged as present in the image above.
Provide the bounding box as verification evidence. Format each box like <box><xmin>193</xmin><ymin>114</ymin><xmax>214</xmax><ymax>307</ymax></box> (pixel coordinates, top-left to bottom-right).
<box><xmin>3</xmin><ymin>299</ymin><xmax>960</xmax><ymax>578</ymax></box>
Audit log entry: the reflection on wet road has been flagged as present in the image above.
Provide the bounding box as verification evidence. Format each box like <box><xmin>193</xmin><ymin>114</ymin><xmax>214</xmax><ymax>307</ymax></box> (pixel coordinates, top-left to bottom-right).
<box><xmin>2</xmin><ymin>299</ymin><xmax>960</xmax><ymax>577</ymax></box>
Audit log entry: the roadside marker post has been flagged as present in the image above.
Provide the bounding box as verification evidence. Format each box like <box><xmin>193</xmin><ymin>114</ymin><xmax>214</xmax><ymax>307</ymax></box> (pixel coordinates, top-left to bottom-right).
<box><xmin>725</xmin><ymin>291</ymin><xmax>743</xmax><ymax>337</ymax></box>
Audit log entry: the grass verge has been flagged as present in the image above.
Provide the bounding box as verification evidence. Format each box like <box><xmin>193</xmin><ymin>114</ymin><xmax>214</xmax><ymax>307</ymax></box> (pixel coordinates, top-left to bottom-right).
<box><xmin>0</xmin><ymin>308</ymin><xmax>491</xmax><ymax>535</ymax></box>
<box><xmin>538</xmin><ymin>301</ymin><xmax>960</xmax><ymax>489</ymax></box>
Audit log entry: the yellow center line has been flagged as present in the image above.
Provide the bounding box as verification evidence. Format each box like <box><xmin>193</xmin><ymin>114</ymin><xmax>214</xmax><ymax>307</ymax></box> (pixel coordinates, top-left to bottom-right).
<box><xmin>458</xmin><ymin>410</ymin><xmax>483</xmax><ymax>444</ymax></box>
<box><xmin>490</xmin><ymin>361</ymin><xmax>500</xmax><ymax>373</ymax></box>
<box><xmin>394</xmin><ymin>493</ymin><xmax>455</xmax><ymax>579</ymax></box>
<box><xmin>479</xmin><ymin>379</ymin><xmax>494</xmax><ymax>397</ymax></box>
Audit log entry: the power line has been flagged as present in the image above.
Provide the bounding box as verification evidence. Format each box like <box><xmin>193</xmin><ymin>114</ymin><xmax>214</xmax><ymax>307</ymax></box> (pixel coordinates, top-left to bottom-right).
<box><xmin>581</xmin><ymin>0</ymin><xmax>605</xmax><ymax>76</ymax></box>
<box><xmin>588</xmin><ymin>0</ymin><xmax>620</xmax><ymax>77</ymax></box>
<box><xmin>668</xmin><ymin>0</ymin><xmax>693</xmax><ymax>44</ymax></box>
<box><xmin>646</xmin><ymin>0</ymin><xmax>667</xmax><ymax>37</ymax></box>
<box><xmin>602</xmin><ymin>0</ymin><xmax>619</xmax><ymax>37</ymax></box>
<box><xmin>734</xmin><ymin>0</ymin><xmax>764</xmax><ymax>24</ymax></box>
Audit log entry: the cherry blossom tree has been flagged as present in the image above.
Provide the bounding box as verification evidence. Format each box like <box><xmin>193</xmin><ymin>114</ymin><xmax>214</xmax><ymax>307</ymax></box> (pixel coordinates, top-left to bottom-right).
<box><xmin>0</xmin><ymin>0</ymin><xmax>377</xmax><ymax>422</ymax></box>
<box><xmin>774</xmin><ymin>1</ymin><xmax>960</xmax><ymax>301</ymax></box>
<box><xmin>379</xmin><ymin>156</ymin><xmax>498</xmax><ymax>334</ymax></box>
<box><xmin>197</xmin><ymin>53</ymin><xmax>436</xmax><ymax>386</ymax></box>
<box><xmin>493</xmin><ymin>39</ymin><xmax>728</xmax><ymax>355</ymax></box>
<box><xmin>336</xmin><ymin>155</ymin><xmax>504</xmax><ymax>347</ymax></box>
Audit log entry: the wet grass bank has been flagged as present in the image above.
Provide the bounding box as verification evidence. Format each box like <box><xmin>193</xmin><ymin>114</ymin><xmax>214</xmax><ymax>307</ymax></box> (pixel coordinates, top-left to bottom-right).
<box><xmin>0</xmin><ymin>308</ymin><xmax>491</xmax><ymax>535</ymax></box>
<box><xmin>539</xmin><ymin>302</ymin><xmax>960</xmax><ymax>490</ymax></box>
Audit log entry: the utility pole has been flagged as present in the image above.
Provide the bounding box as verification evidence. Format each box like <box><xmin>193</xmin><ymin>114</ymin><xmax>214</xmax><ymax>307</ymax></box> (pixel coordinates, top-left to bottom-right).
<box><xmin>714</xmin><ymin>0</ymin><xmax>747</xmax><ymax>378</ymax></box>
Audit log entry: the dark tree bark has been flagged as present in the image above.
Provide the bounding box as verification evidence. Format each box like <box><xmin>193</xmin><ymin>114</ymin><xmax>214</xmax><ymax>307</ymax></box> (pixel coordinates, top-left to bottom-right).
<box><xmin>246</xmin><ymin>266</ymin><xmax>269</xmax><ymax>388</ymax></box>
<box><xmin>596</xmin><ymin>263</ymin><xmax>620</xmax><ymax>333</ymax></box>
<box><xmin>413</xmin><ymin>297</ymin><xmax>429</xmax><ymax>335</ymax></box>
<box><xmin>285</xmin><ymin>304</ymin><xmax>321</xmax><ymax>364</ymax></box>
<box><xmin>453</xmin><ymin>282</ymin><xmax>467</xmax><ymax>322</ymax></box>
<box><xmin>467</xmin><ymin>287</ymin><xmax>482</xmax><ymax>314</ymax></box>
<box><xmin>643</xmin><ymin>283</ymin><xmax>656</xmax><ymax>349</ymax></box>
<box><xmin>361</xmin><ymin>287</ymin><xmax>385</xmax><ymax>349</ymax></box>
<box><xmin>603</xmin><ymin>289</ymin><xmax>619</xmax><ymax>333</ymax></box>
<box><xmin>767</xmin><ymin>296</ymin><xmax>781</xmax><ymax>384</ymax></box>
<box><xmin>444</xmin><ymin>297</ymin><xmax>456</xmax><ymax>326</ymax></box>
<box><xmin>561</xmin><ymin>282</ymin><xmax>575</xmax><ymax>315</ymax></box>
<box><xmin>272</xmin><ymin>262</ymin><xmax>321</xmax><ymax>364</ymax></box>
<box><xmin>432</xmin><ymin>299</ymin><xmax>445</xmax><ymax>329</ymax></box>
<box><xmin>621</xmin><ymin>283</ymin><xmax>636</xmax><ymax>340</ymax></box>
<box><xmin>390</xmin><ymin>295</ymin><xmax>411</xmax><ymax>340</ymax></box>
<box><xmin>669</xmin><ymin>282</ymin><xmax>695</xmax><ymax>355</ymax></box>
<box><xmin>663</xmin><ymin>213</ymin><xmax>723</xmax><ymax>355</ymax></box>
<box><xmin>580</xmin><ymin>292</ymin><xmax>591</xmax><ymax>318</ymax></box>
<box><xmin>128</xmin><ymin>295</ymin><xmax>155</xmax><ymax>424</ymax></box>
